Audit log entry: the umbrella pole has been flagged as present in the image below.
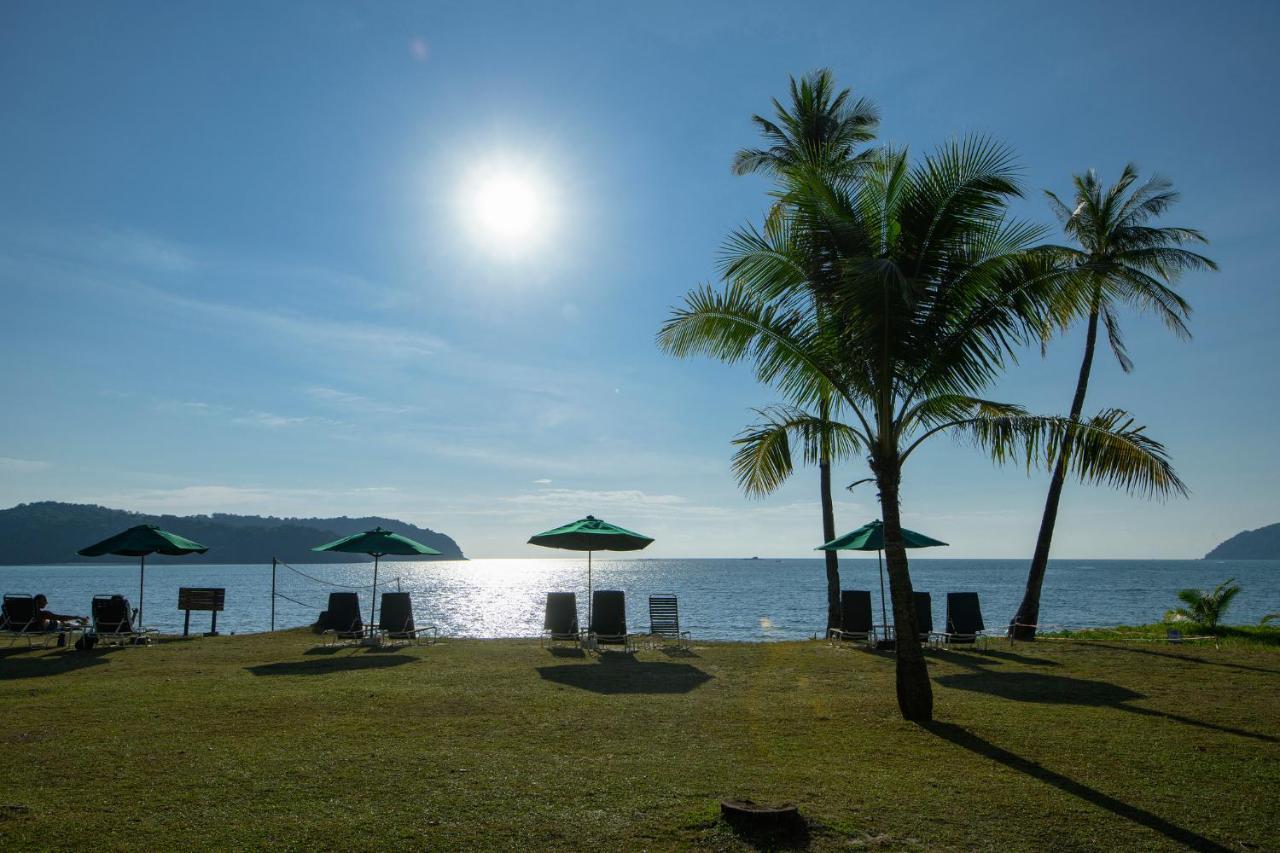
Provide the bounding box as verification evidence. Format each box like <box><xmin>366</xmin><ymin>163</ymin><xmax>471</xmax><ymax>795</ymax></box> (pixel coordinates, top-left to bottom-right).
<box><xmin>370</xmin><ymin>554</ymin><xmax>380</xmax><ymax>629</ymax></box>
<box><xmin>139</xmin><ymin>554</ymin><xmax>146</xmax><ymax>629</ymax></box>
<box><xmin>877</xmin><ymin>549</ymin><xmax>888</xmax><ymax>631</ymax></box>
<box><xmin>587</xmin><ymin>550</ymin><xmax>593</xmax><ymax>628</ymax></box>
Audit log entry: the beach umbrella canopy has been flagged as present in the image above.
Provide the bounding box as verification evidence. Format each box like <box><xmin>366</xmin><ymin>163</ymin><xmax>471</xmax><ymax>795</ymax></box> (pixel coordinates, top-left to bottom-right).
<box><xmin>817</xmin><ymin>519</ymin><xmax>948</xmax><ymax>628</ymax></box>
<box><xmin>528</xmin><ymin>515</ymin><xmax>653</xmax><ymax>623</ymax></box>
<box><xmin>78</xmin><ymin>524</ymin><xmax>209</xmax><ymax>629</ymax></box>
<box><xmin>311</xmin><ymin>527</ymin><xmax>441</xmax><ymax>627</ymax></box>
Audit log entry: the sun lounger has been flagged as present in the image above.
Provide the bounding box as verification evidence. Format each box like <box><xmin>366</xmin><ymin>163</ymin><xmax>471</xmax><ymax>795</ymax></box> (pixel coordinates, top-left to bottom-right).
<box><xmin>541</xmin><ymin>592</ymin><xmax>581</xmax><ymax>647</ymax></box>
<box><xmin>827</xmin><ymin>590</ymin><xmax>875</xmax><ymax>646</ymax></box>
<box><xmin>378</xmin><ymin>592</ymin><xmax>436</xmax><ymax>646</ymax></box>
<box><xmin>318</xmin><ymin>592</ymin><xmax>365</xmax><ymax>644</ymax></box>
<box><xmin>940</xmin><ymin>592</ymin><xmax>989</xmax><ymax>648</ymax></box>
<box><xmin>588</xmin><ymin>590</ymin><xmax>636</xmax><ymax>652</ymax></box>
<box><xmin>647</xmin><ymin>594</ymin><xmax>691</xmax><ymax>649</ymax></box>
<box><xmin>91</xmin><ymin>594</ymin><xmax>152</xmax><ymax>646</ymax></box>
<box><xmin>2</xmin><ymin>594</ymin><xmax>54</xmax><ymax>648</ymax></box>
<box><xmin>912</xmin><ymin>591</ymin><xmax>935</xmax><ymax>646</ymax></box>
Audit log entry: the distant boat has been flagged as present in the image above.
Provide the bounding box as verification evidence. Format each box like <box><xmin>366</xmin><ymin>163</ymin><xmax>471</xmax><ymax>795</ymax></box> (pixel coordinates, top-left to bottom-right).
<box><xmin>749</xmin><ymin>556</ymin><xmax>760</xmax><ymax>560</ymax></box>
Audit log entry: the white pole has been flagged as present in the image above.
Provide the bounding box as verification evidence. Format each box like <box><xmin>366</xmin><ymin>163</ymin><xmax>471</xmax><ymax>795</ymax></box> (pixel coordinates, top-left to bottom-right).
<box><xmin>370</xmin><ymin>553</ymin><xmax>380</xmax><ymax>628</ymax></box>
<box><xmin>587</xmin><ymin>550</ymin><xmax>593</xmax><ymax>628</ymax></box>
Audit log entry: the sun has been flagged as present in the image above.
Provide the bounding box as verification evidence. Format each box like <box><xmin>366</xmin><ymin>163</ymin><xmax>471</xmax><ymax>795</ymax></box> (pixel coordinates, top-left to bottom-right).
<box><xmin>459</xmin><ymin>162</ymin><xmax>555</xmax><ymax>256</ymax></box>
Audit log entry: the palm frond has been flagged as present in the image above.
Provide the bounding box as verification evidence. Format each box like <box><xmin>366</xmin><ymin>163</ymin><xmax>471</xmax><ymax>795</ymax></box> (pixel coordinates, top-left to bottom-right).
<box><xmin>952</xmin><ymin>408</ymin><xmax>1189</xmax><ymax>499</ymax></box>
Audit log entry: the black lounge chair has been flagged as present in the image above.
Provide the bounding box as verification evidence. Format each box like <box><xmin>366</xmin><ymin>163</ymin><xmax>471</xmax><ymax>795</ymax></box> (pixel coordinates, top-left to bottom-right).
<box><xmin>910</xmin><ymin>591</ymin><xmax>935</xmax><ymax>646</ymax></box>
<box><xmin>2</xmin><ymin>594</ymin><xmax>52</xmax><ymax>648</ymax></box>
<box><xmin>941</xmin><ymin>592</ymin><xmax>989</xmax><ymax>648</ymax></box>
<box><xmin>91</xmin><ymin>594</ymin><xmax>150</xmax><ymax>646</ymax></box>
<box><xmin>588</xmin><ymin>590</ymin><xmax>635</xmax><ymax>652</ymax></box>
<box><xmin>317</xmin><ymin>592</ymin><xmax>365</xmax><ymax>644</ymax></box>
<box><xmin>378</xmin><ymin>592</ymin><xmax>436</xmax><ymax>646</ymax></box>
<box><xmin>541</xmin><ymin>592</ymin><xmax>581</xmax><ymax>647</ymax></box>
<box><xmin>647</xmin><ymin>594</ymin><xmax>691</xmax><ymax>649</ymax></box>
<box><xmin>827</xmin><ymin>590</ymin><xmax>874</xmax><ymax>646</ymax></box>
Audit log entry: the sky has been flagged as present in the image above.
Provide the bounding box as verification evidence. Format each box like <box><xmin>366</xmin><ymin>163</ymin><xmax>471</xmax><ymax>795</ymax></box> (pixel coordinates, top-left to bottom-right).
<box><xmin>2</xmin><ymin>1</ymin><xmax>1277</xmax><ymax>559</ymax></box>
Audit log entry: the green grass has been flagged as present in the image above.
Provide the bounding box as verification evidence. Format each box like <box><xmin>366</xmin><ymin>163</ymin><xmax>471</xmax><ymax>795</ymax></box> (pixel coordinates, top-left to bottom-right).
<box><xmin>2</xmin><ymin>632</ymin><xmax>1278</xmax><ymax>850</ymax></box>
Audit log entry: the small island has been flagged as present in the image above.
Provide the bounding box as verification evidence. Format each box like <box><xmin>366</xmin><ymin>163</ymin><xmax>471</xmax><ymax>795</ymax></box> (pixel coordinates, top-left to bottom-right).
<box><xmin>1204</xmin><ymin>522</ymin><xmax>1280</xmax><ymax>559</ymax></box>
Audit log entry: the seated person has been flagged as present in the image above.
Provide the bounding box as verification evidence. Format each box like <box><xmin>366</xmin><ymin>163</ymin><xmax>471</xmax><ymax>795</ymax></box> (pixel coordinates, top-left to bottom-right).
<box><xmin>32</xmin><ymin>594</ymin><xmax>87</xmax><ymax>632</ymax></box>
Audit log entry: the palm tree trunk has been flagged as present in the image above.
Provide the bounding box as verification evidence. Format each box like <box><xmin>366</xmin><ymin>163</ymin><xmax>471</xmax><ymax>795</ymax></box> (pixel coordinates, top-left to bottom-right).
<box><xmin>819</xmin><ymin>398</ymin><xmax>841</xmax><ymax>630</ymax></box>
<box><xmin>1011</xmin><ymin>302</ymin><xmax>1101</xmax><ymax>641</ymax></box>
<box><xmin>875</xmin><ymin>453</ymin><xmax>933</xmax><ymax>722</ymax></box>
<box><xmin>820</xmin><ymin>456</ymin><xmax>840</xmax><ymax>630</ymax></box>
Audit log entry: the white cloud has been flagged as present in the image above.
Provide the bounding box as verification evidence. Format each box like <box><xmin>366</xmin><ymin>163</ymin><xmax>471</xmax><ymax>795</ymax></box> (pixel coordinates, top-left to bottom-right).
<box><xmin>231</xmin><ymin>411</ymin><xmax>342</xmax><ymax>429</ymax></box>
<box><xmin>533</xmin><ymin>478</ymin><xmax>553</xmax><ymax>484</ymax></box>
<box><xmin>0</xmin><ymin>457</ymin><xmax>50</xmax><ymax>472</ymax></box>
<box><xmin>306</xmin><ymin>386</ymin><xmax>414</xmax><ymax>415</ymax></box>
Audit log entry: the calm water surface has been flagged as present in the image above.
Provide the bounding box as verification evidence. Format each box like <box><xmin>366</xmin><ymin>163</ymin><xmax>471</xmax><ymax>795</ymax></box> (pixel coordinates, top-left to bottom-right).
<box><xmin>2</xmin><ymin>558</ymin><xmax>1276</xmax><ymax>641</ymax></box>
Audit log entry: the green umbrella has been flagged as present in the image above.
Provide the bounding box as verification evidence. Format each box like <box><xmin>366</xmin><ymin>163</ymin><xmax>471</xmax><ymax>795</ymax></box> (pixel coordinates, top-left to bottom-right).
<box><xmin>528</xmin><ymin>515</ymin><xmax>653</xmax><ymax>624</ymax></box>
<box><xmin>817</xmin><ymin>519</ymin><xmax>948</xmax><ymax>629</ymax></box>
<box><xmin>311</xmin><ymin>527</ymin><xmax>441</xmax><ymax>627</ymax></box>
<box><xmin>78</xmin><ymin>524</ymin><xmax>209</xmax><ymax>629</ymax></box>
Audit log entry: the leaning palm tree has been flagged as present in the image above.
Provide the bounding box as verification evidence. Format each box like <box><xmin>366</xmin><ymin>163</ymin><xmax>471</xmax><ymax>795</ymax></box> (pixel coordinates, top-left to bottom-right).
<box><xmin>1011</xmin><ymin>167</ymin><xmax>1217</xmax><ymax>640</ymax></box>
<box><xmin>660</xmin><ymin>139</ymin><xmax>1187</xmax><ymax>722</ymax></box>
<box><xmin>730</xmin><ymin>69</ymin><xmax>880</xmax><ymax>629</ymax></box>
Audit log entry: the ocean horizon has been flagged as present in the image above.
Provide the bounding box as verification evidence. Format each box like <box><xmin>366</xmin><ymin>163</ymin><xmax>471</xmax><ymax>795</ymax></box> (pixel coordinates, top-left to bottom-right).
<box><xmin>5</xmin><ymin>557</ymin><xmax>1277</xmax><ymax>640</ymax></box>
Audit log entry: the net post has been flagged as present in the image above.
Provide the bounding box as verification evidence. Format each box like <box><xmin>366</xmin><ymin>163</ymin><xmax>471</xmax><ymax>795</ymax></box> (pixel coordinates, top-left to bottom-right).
<box><xmin>270</xmin><ymin>557</ymin><xmax>277</xmax><ymax>632</ymax></box>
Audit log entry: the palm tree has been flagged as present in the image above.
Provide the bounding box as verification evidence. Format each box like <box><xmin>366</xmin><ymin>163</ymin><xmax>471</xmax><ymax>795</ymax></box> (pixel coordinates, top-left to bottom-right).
<box><xmin>1167</xmin><ymin>578</ymin><xmax>1240</xmax><ymax>631</ymax></box>
<box><xmin>729</xmin><ymin>69</ymin><xmax>880</xmax><ymax>629</ymax></box>
<box><xmin>659</xmin><ymin>140</ymin><xmax>1187</xmax><ymax>721</ymax></box>
<box><xmin>1011</xmin><ymin>166</ymin><xmax>1217</xmax><ymax>641</ymax></box>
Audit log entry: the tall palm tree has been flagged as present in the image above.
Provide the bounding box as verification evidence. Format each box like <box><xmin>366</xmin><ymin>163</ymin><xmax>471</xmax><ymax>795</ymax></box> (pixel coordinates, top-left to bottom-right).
<box><xmin>660</xmin><ymin>140</ymin><xmax>1187</xmax><ymax>721</ymax></box>
<box><xmin>730</xmin><ymin>69</ymin><xmax>879</xmax><ymax>629</ymax></box>
<box><xmin>1010</xmin><ymin>166</ymin><xmax>1216</xmax><ymax>641</ymax></box>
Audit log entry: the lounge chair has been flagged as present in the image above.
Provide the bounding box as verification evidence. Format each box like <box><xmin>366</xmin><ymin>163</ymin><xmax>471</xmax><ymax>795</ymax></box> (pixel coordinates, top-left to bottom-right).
<box><xmin>317</xmin><ymin>592</ymin><xmax>365</xmax><ymax>644</ymax></box>
<box><xmin>91</xmin><ymin>594</ymin><xmax>151</xmax><ymax>646</ymax></box>
<box><xmin>911</xmin><ymin>591</ymin><xmax>935</xmax><ymax>646</ymax></box>
<box><xmin>2</xmin><ymin>594</ymin><xmax>53</xmax><ymax>648</ymax></box>
<box><xmin>827</xmin><ymin>590</ymin><xmax>875</xmax><ymax>646</ymax></box>
<box><xmin>588</xmin><ymin>590</ymin><xmax>636</xmax><ymax>652</ymax></box>
<box><xmin>940</xmin><ymin>592</ymin><xmax>989</xmax><ymax>648</ymax></box>
<box><xmin>378</xmin><ymin>592</ymin><xmax>436</xmax><ymax>646</ymax></box>
<box><xmin>541</xmin><ymin>592</ymin><xmax>581</xmax><ymax>648</ymax></box>
<box><xmin>647</xmin><ymin>594</ymin><xmax>691</xmax><ymax>649</ymax></box>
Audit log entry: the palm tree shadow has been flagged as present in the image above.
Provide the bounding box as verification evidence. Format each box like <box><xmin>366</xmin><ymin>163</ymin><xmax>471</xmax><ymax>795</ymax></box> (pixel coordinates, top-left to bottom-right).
<box><xmin>1088</xmin><ymin>641</ymin><xmax>1280</xmax><ymax>676</ymax></box>
<box><xmin>923</xmin><ymin>722</ymin><xmax>1230</xmax><ymax>852</ymax></box>
<box><xmin>936</xmin><ymin>670</ymin><xmax>1276</xmax><ymax>744</ymax></box>
<box><xmin>246</xmin><ymin>654</ymin><xmax>417</xmax><ymax>676</ymax></box>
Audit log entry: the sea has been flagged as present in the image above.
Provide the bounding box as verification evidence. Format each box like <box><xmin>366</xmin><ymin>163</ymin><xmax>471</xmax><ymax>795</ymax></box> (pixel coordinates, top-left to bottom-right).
<box><xmin>3</xmin><ymin>558</ymin><xmax>1277</xmax><ymax>641</ymax></box>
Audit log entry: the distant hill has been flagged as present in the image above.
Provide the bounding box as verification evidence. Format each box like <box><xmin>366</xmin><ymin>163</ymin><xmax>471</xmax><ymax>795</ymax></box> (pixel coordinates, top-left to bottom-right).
<box><xmin>1204</xmin><ymin>523</ymin><xmax>1280</xmax><ymax>560</ymax></box>
<box><xmin>0</xmin><ymin>501</ymin><xmax>464</xmax><ymax>564</ymax></box>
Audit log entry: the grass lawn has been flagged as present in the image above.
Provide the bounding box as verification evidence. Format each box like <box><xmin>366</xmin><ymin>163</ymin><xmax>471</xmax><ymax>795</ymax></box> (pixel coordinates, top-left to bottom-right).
<box><xmin>2</xmin><ymin>630</ymin><xmax>1277</xmax><ymax>851</ymax></box>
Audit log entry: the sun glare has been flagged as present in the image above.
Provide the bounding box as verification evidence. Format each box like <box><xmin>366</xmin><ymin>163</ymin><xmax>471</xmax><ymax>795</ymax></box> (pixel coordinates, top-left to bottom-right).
<box><xmin>459</xmin><ymin>162</ymin><xmax>556</xmax><ymax>257</ymax></box>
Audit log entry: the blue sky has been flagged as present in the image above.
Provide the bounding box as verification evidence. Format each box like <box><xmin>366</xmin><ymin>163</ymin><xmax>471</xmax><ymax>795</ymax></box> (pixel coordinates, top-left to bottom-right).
<box><xmin>2</xmin><ymin>1</ymin><xmax>1276</xmax><ymax>559</ymax></box>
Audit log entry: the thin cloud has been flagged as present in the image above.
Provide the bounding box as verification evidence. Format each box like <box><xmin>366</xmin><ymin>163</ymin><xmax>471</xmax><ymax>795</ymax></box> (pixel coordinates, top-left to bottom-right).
<box><xmin>0</xmin><ymin>457</ymin><xmax>50</xmax><ymax>472</ymax></box>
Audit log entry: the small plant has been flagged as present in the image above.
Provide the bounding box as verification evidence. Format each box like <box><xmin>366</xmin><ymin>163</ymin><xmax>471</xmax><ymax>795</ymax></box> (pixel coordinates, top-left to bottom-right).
<box><xmin>1165</xmin><ymin>578</ymin><xmax>1240</xmax><ymax>631</ymax></box>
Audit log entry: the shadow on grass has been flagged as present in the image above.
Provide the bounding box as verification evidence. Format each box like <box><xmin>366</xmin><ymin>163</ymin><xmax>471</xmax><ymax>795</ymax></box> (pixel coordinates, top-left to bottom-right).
<box><xmin>657</xmin><ymin>646</ymin><xmax>700</xmax><ymax>659</ymax></box>
<box><xmin>923</xmin><ymin>722</ymin><xmax>1230</xmax><ymax>852</ymax></box>
<box><xmin>0</xmin><ymin>649</ymin><xmax>112</xmax><ymax>679</ymax></box>
<box><xmin>1087</xmin><ymin>642</ymin><xmax>1280</xmax><ymax>676</ymax></box>
<box><xmin>246</xmin><ymin>654</ymin><xmax>417</xmax><ymax>676</ymax></box>
<box><xmin>720</xmin><ymin>815</ymin><xmax>811</xmax><ymax>851</ymax></box>
<box><xmin>928</xmin><ymin>648</ymin><xmax>1060</xmax><ymax>670</ymax></box>
<box><xmin>936</xmin><ymin>670</ymin><xmax>1277</xmax><ymax>743</ymax></box>
<box><xmin>545</xmin><ymin>646</ymin><xmax>586</xmax><ymax>658</ymax></box>
<box><xmin>537</xmin><ymin>655</ymin><xmax>712</xmax><ymax>694</ymax></box>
